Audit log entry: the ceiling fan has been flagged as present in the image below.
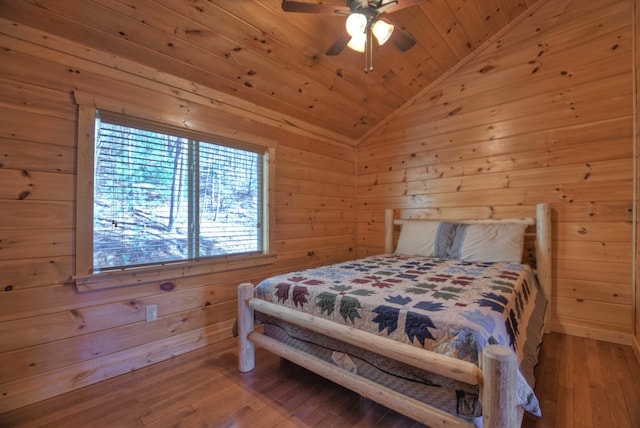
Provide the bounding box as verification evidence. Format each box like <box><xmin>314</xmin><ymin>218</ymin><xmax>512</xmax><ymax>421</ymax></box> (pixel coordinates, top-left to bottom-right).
<box><xmin>281</xmin><ymin>0</ymin><xmax>424</xmax><ymax>72</ymax></box>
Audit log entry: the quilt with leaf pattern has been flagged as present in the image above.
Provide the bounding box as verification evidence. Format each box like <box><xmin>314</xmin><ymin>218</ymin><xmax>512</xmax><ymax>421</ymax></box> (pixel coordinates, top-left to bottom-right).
<box><xmin>255</xmin><ymin>254</ymin><xmax>545</xmax><ymax>416</ymax></box>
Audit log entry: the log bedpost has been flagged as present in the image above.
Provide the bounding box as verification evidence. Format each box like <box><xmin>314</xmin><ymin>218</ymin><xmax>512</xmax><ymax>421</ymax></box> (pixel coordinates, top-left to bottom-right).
<box><xmin>481</xmin><ymin>345</ymin><xmax>518</xmax><ymax>428</ymax></box>
<box><xmin>535</xmin><ymin>203</ymin><xmax>552</xmax><ymax>334</ymax></box>
<box><xmin>238</xmin><ymin>282</ymin><xmax>255</xmax><ymax>372</ymax></box>
<box><xmin>384</xmin><ymin>208</ymin><xmax>394</xmax><ymax>253</ymax></box>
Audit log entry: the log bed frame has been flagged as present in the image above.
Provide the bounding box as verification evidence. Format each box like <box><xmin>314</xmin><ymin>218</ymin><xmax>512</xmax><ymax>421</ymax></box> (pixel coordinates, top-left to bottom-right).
<box><xmin>238</xmin><ymin>203</ymin><xmax>551</xmax><ymax>428</ymax></box>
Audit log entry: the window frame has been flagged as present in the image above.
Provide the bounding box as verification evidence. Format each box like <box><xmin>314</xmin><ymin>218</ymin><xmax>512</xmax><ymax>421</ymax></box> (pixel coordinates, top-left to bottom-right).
<box><xmin>73</xmin><ymin>91</ymin><xmax>276</xmax><ymax>292</ymax></box>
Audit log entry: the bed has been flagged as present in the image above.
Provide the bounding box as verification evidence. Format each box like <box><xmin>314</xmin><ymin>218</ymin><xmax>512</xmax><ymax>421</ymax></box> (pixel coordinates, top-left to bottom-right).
<box><xmin>237</xmin><ymin>203</ymin><xmax>551</xmax><ymax>427</ymax></box>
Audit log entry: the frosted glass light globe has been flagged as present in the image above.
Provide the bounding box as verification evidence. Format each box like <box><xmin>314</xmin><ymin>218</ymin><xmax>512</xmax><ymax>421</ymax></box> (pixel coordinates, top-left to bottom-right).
<box><xmin>347</xmin><ymin>33</ymin><xmax>367</xmax><ymax>52</ymax></box>
<box><xmin>346</xmin><ymin>13</ymin><xmax>367</xmax><ymax>37</ymax></box>
<box><xmin>372</xmin><ymin>20</ymin><xmax>394</xmax><ymax>45</ymax></box>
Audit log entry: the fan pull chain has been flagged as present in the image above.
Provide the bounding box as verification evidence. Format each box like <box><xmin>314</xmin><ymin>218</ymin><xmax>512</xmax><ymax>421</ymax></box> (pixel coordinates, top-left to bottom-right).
<box><xmin>364</xmin><ymin>28</ymin><xmax>374</xmax><ymax>73</ymax></box>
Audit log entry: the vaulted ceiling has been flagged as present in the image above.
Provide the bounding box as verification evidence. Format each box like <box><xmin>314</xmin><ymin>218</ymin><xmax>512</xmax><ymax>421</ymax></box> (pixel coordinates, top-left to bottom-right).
<box><xmin>2</xmin><ymin>0</ymin><xmax>541</xmax><ymax>144</ymax></box>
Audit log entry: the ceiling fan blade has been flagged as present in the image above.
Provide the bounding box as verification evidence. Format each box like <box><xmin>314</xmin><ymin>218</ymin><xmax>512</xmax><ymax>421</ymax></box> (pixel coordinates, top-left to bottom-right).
<box><xmin>325</xmin><ymin>31</ymin><xmax>351</xmax><ymax>56</ymax></box>
<box><xmin>389</xmin><ymin>26</ymin><xmax>416</xmax><ymax>51</ymax></box>
<box><xmin>282</xmin><ymin>1</ymin><xmax>349</xmax><ymax>14</ymax></box>
<box><xmin>381</xmin><ymin>0</ymin><xmax>425</xmax><ymax>14</ymax></box>
<box><xmin>374</xmin><ymin>1</ymin><xmax>398</xmax><ymax>14</ymax></box>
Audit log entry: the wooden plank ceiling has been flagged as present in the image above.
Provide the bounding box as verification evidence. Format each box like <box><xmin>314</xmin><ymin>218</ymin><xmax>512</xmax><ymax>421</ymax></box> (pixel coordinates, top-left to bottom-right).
<box><xmin>2</xmin><ymin>0</ymin><xmax>540</xmax><ymax>144</ymax></box>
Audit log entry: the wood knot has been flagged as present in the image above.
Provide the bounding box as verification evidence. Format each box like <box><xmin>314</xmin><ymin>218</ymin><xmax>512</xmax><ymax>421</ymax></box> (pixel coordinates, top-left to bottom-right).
<box><xmin>160</xmin><ymin>282</ymin><xmax>175</xmax><ymax>291</ymax></box>
<box><xmin>479</xmin><ymin>64</ymin><xmax>495</xmax><ymax>73</ymax></box>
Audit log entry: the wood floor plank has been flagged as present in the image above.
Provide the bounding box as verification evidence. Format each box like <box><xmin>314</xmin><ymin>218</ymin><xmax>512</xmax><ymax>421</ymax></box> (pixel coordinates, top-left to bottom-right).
<box><xmin>526</xmin><ymin>332</ymin><xmax>559</xmax><ymax>428</ymax></box>
<box><xmin>2</xmin><ymin>333</ymin><xmax>640</xmax><ymax>428</ymax></box>
<box><xmin>230</xmin><ymin>395</ymin><xmax>293</xmax><ymax>428</ymax></box>
<box><xmin>583</xmin><ymin>338</ymin><xmax>612</xmax><ymax>428</ymax></box>
<box><xmin>349</xmin><ymin>399</ymin><xmax>389</xmax><ymax>427</ymax></box>
<box><xmin>555</xmin><ymin>333</ymin><xmax>575</xmax><ymax>428</ymax></box>
<box><xmin>572</xmin><ymin>336</ymin><xmax>593</xmax><ymax>427</ymax></box>
<box><xmin>597</xmin><ymin>339</ymin><xmax>633</xmax><ymax>428</ymax></box>
<box><xmin>619</xmin><ymin>344</ymin><xmax>640</xmax><ymax>427</ymax></box>
<box><xmin>612</xmin><ymin>343</ymin><xmax>639</xmax><ymax>428</ymax></box>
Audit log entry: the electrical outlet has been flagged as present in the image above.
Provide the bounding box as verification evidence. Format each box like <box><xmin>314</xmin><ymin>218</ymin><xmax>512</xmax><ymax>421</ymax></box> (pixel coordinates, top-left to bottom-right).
<box><xmin>146</xmin><ymin>304</ymin><xmax>158</xmax><ymax>322</ymax></box>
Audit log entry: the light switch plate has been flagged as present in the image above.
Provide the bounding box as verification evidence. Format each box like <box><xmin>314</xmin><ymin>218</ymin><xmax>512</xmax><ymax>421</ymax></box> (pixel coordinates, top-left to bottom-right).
<box><xmin>146</xmin><ymin>304</ymin><xmax>158</xmax><ymax>322</ymax></box>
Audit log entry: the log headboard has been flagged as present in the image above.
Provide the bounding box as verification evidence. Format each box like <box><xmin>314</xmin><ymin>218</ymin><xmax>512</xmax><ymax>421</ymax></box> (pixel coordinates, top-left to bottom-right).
<box><xmin>383</xmin><ymin>203</ymin><xmax>552</xmax><ymax>334</ymax></box>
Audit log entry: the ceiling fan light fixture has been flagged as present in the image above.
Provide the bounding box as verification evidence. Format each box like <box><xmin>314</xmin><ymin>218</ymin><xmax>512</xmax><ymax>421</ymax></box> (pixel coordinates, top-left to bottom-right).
<box><xmin>372</xmin><ymin>20</ymin><xmax>394</xmax><ymax>45</ymax></box>
<box><xmin>345</xmin><ymin>13</ymin><xmax>367</xmax><ymax>37</ymax></box>
<box><xmin>347</xmin><ymin>33</ymin><xmax>367</xmax><ymax>52</ymax></box>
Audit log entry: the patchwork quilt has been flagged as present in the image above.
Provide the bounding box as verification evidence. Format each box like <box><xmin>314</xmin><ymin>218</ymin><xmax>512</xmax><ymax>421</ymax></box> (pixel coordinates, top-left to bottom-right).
<box><xmin>255</xmin><ymin>254</ymin><xmax>545</xmax><ymax>416</ymax></box>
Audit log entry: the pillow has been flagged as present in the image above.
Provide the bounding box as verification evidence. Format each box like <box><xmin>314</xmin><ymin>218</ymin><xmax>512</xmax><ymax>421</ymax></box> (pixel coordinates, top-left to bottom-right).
<box><xmin>394</xmin><ymin>221</ymin><xmax>457</xmax><ymax>257</ymax></box>
<box><xmin>448</xmin><ymin>223</ymin><xmax>527</xmax><ymax>263</ymax></box>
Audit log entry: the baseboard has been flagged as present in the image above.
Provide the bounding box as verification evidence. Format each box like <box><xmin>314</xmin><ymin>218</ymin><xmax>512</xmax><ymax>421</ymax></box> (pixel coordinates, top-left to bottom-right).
<box><xmin>550</xmin><ymin>320</ymin><xmax>633</xmax><ymax>346</ymax></box>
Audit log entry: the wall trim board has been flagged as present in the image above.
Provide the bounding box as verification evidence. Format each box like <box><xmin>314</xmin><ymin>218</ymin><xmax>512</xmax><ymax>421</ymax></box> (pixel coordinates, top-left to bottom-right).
<box><xmin>550</xmin><ymin>320</ymin><xmax>633</xmax><ymax>346</ymax></box>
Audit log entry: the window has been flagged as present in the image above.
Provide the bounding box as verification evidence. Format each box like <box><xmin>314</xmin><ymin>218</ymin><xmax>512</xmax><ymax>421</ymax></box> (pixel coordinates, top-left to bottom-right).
<box><xmin>94</xmin><ymin>111</ymin><xmax>266</xmax><ymax>271</ymax></box>
<box><xmin>73</xmin><ymin>91</ymin><xmax>274</xmax><ymax>291</ymax></box>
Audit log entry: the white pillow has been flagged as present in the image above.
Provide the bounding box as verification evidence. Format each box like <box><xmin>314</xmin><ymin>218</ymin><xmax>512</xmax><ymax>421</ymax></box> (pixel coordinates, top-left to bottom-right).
<box><xmin>394</xmin><ymin>221</ymin><xmax>441</xmax><ymax>257</ymax></box>
<box><xmin>451</xmin><ymin>223</ymin><xmax>527</xmax><ymax>263</ymax></box>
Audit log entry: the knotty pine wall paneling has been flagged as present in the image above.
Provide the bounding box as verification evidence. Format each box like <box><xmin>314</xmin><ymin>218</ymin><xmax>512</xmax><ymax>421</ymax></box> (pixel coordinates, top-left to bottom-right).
<box><xmin>634</xmin><ymin>0</ymin><xmax>640</xmax><ymax>360</ymax></box>
<box><xmin>0</xmin><ymin>25</ymin><xmax>356</xmax><ymax>412</ymax></box>
<box><xmin>357</xmin><ymin>0</ymin><xmax>636</xmax><ymax>344</ymax></box>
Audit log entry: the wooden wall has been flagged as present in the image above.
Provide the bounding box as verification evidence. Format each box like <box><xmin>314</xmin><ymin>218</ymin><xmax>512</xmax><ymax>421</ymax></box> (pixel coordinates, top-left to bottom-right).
<box><xmin>1</xmin><ymin>0</ymin><xmax>639</xmax><ymax>414</ymax></box>
<box><xmin>0</xmin><ymin>22</ymin><xmax>355</xmax><ymax>412</ymax></box>
<box><xmin>635</xmin><ymin>0</ymin><xmax>640</xmax><ymax>359</ymax></box>
<box><xmin>357</xmin><ymin>0</ymin><xmax>637</xmax><ymax>344</ymax></box>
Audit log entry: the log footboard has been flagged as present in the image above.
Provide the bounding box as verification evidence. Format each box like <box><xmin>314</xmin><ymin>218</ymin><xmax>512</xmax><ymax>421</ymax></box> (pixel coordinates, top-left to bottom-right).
<box><xmin>237</xmin><ymin>282</ymin><xmax>520</xmax><ymax>428</ymax></box>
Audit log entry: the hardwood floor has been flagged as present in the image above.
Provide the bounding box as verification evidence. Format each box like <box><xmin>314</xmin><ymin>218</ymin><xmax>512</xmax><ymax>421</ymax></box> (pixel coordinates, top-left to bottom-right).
<box><xmin>521</xmin><ymin>333</ymin><xmax>640</xmax><ymax>428</ymax></box>
<box><xmin>2</xmin><ymin>333</ymin><xmax>640</xmax><ymax>427</ymax></box>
